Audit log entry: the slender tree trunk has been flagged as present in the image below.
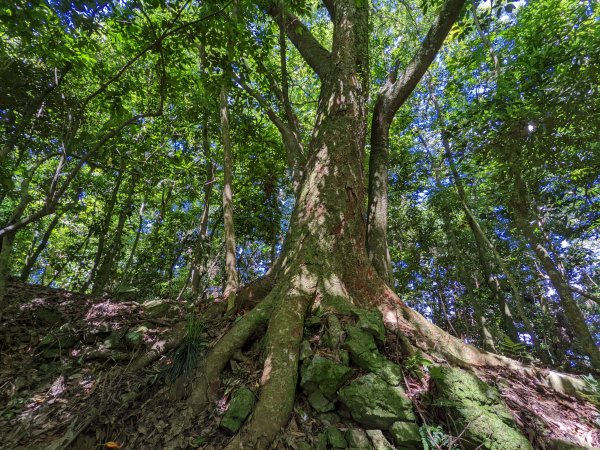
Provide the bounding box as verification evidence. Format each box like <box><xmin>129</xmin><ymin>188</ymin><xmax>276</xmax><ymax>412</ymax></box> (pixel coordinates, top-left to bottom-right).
<box><xmin>92</xmin><ymin>174</ymin><xmax>137</xmax><ymax>295</ymax></box>
<box><xmin>0</xmin><ymin>234</ymin><xmax>15</xmax><ymax>313</ymax></box>
<box><xmin>191</xmin><ymin>118</ymin><xmax>215</xmax><ymax>296</ymax></box>
<box><xmin>115</xmin><ymin>200</ymin><xmax>145</xmax><ymax>293</ymax></box>
<box><xmin>221</xmin><ymin>83</ymin><xmax>240</xmax><ymax>311</ymax></box>
<box><xmin>20</xmin><ymin>213</ymin><xmax>61</xmax><ymax>282</ymax></box>
<box><xmin>511</xmin><ymin>165</ymin><xmax>600</xmax><ymax>371</ymax></box>
<box><xmin>366</xmin><ymin>0</ymin><xmax>466</xmax><ymax>283</ymax></box>
<box><xmin>426</xmin><ymin>88</ymin><xmax>525</xmax><ymax>344</ymax></box>
<box><xmin>81</xmin><ymin>167</ymin><xmax>124</xmax><ymax>292</ymax></box>
<box><xmin>420</xmin><ymin>136</ymin><xmax>497</xmax><ymax>350</ymax></box>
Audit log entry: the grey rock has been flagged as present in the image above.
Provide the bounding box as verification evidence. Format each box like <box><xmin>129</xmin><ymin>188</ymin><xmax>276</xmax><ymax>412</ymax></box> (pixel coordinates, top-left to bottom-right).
<box><xmin>143</xmin><ymin>299</ymin><xmax>179</xmax><ymax>319</ymax></box>
<box><xmin>345</xmin><ymin>428</ymin><xmax>371</xmax><ymax>448</ymax></box>
<box><xmin>366</xmin><ymin>430</ymin><xmax>394</xmax><ymax>450</ymax></box>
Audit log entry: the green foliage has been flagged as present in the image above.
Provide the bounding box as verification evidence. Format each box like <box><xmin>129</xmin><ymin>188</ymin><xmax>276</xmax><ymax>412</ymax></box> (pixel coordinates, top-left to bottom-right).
<box><xmin>419</xmin><ymin>424</ymin><xmax>453</xmax><ymax>450</ymax></box>
<box><xmin>1</xmin><ymin>0</ymin><xmax>598</xmax><ymax>376</ymax></box>
<box><xmin>402</xmin><ymin>350</ymin><xmax>433</xmax><ymax>379</ymax></box>
<box><xmin>498</xmin><ymin>337</ymin><xmax>532</xmax><ymax>362</ymax></box>
<box><xmin>580</xmin><ymin>374</ymin><xmax>600</xmax><ymax>407</ymax></box>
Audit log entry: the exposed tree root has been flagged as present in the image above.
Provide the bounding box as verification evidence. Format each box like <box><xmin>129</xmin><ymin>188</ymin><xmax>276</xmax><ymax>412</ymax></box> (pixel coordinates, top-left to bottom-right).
<box><xmin>187</xmin><ymin>294</ymin><xmax>276</xmax><ymax>410</ymax></box>
<box><xmin>224</xmin><ymin>290</ymin><xmax>313</xmax><ymax>448</ymax></box>
<box><xmin>232</xmin><ymin>271</ymin><xmax>276</xmax><ymax>311</ymax></box>
<box><xmin>380</xmin><ymin>299</ymin><xmax>592</xmax><ymax>398</ymax></box>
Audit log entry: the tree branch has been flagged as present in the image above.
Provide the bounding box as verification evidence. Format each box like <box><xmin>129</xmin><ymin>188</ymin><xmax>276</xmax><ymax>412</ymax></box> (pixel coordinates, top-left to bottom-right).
<box><xmin>322</xmin><ymin>0</ymin><xmax>335</xmax><ymax>19</ymax></box>
<box><xmin>570</xmin><ymin>286</ymin><xmax>600</xmax><ymax>306</ymax></box>
<box><xmin>234</xmin><ymin>74</ymin><xmax>286</xmax><ymax>132</ymax></box>
<box><xmin>259</xmin><ymin>0</ymin><xmax>331</xmax><ymax>78</ymax></box>
<box><xmin>0</xmin><ymin>110</ymin><xmax>161</xmax><ymax>240</ymax></box>
<box><xmin>383</xmin><ymin>0</ymin><xmax>466</xmax><ymax>120</ymax></box>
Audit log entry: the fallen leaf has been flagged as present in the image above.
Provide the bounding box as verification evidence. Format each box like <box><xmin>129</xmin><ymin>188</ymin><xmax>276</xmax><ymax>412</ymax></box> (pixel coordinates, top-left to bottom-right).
<box><xmin>104</xmin><ymin>442</ymin><xmax>121</xmax><ymax>449</ymax></box>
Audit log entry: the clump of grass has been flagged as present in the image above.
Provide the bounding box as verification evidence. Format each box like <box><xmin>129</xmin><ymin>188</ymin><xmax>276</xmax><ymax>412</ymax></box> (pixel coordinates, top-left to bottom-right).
<box><xmin>169</xmin><ymin>313</ymin><xmax>205</xmax><ymax>381</ymax></box>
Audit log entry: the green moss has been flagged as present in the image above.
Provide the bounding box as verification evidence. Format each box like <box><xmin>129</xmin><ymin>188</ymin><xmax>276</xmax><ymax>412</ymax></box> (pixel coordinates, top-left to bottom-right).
<box><xmin>429</xmin><ymin>366</ymin><xmax>533</xmax><ymax>450</ymax></box>
<box><xmin>300</xmin><ymin>355</ymin><xmax>353</xmax><ymax>398</ymax></box>
<box><xmin>353</xmin><ymin>308</ymin><xmax>386</xmax><ymax>342</ymax></box>
<box><xmin>220</xmin><ymin>388</ymin><xmax>255</xmax><ymax>434</ymax></box>
<box><xmin>344</xmin><ymin>326</ymin><xmax>402</xmax><ymax>385</ymax></box>
<box><xmin>326</xmin><ymin>427</ymin><xmax>348</xmax><ymax>448</ymax></box>
<box><xmin>338</xmin><ymin>373</ymin><xmax>415</xmax><ymax>429</ymax></box>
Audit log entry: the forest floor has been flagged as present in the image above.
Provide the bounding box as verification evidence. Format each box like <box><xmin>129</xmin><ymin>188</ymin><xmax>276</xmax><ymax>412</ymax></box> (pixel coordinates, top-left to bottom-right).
<box><xmin>0</xmin><ymin>280</ymin><xmax>599</xmax><ymax>449</ymax></box>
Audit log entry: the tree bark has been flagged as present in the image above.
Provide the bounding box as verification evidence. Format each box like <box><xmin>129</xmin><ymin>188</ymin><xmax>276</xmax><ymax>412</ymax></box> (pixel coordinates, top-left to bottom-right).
<box><xmin>169</xmin><ymin>4</ymin><xmax>599</xmax><ymax>449</ymax></box>
<box><xmin>115</xmin><ymin>200</ymin><xmax>145</xmax><ymax>294</ymax></box>
<box><xmin>82</xmin><ymin>166</ymin><xmax>124</xmax><ymax>293</ymax></box>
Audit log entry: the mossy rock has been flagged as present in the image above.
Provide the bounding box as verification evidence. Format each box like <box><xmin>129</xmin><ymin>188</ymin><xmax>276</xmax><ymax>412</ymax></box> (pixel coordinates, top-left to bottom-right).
<box><xmin>343</xmin><ymin>326</ymin><xmax>402</xmax><ymax>385</ymax></box>
<box><xmin>345</xmin><ymin>428</ymin><xmax>370</xmax><ymax>448</ymax></box>
<box><xmin>365</xmin><ymin>429</ymin><xmax>394</xmax><ymax>449</ymax></box>
<box><xmin>353</xmin><ymin>308</ymin><xmax>386</xmax><ymax>342</ymax></box>
<box><xmin>338</xmin><ymin>373</ymin><xmax>415</xmax><ymax>429</ymax></box>
<box><xmin>220</xmin><ymin>388</ymin><xmax>255</xmax><ymax>434</ymax></box>
<box><xmin>389</xmin><ymin>421</ymin><xmax>420</xmax><ymax>448</ymax></box>
<box><xmin>300</xmin><ymin>355</ymin><xmax>353</xmax><ymax>398</ymax></box>
<box><xmin>39</xmin><ymin>323</ymin><xmax>78</xmax><ymax>348</ymax></box>
<box><xmin>102</xmin><ymin>331</ymin><xmax>123</xmax><ymax>349</ymax></box>
<box><xmin>307</xmin><ymin>390</ymin><xmax>335</xmax><ymax>412</ymax></box>
<box><xmin>299</xmin><ymin>340</ymin><xmax>313</xmax><ymax>360</ymax></box>
<box><xmin>124</xmin><ymin>324</ymin><xmax>149</xmax><ymax>348</ymax></box>
<box><xmin>143</xmin><ymin>299</ymin><xmax>179</xmax><ymax>319</ymax></box>
<box><xmin>428</xmin><ymin>366</ymin><xmax>533</xmax><ymax>450</ymax></box>
<box><xmin>326</xmin><ymin>427</ymin><xmax>348</xmax><ymax>448</ymax></box>
<box><xmin>318</xmin><ymin>412</ymin><xmax>342</xmax><ymax>427</ymax></box>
